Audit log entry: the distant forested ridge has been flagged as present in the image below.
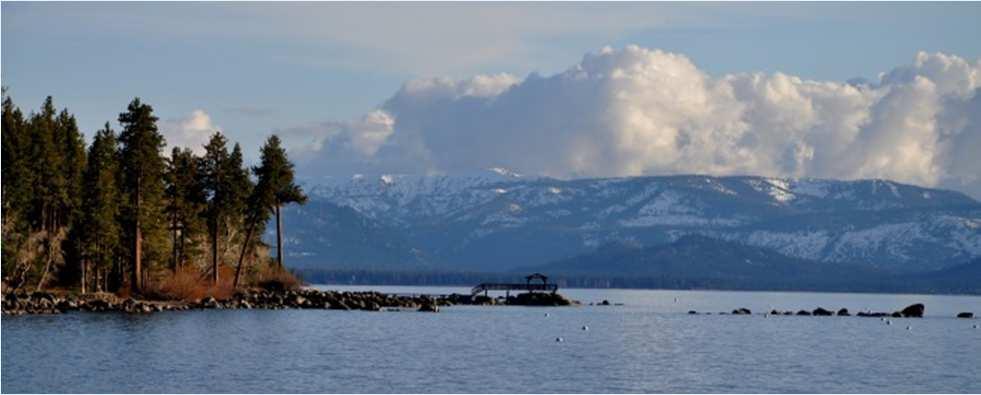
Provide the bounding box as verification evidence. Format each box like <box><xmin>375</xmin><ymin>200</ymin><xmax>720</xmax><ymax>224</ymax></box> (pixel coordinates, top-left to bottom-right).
<box><xmin>1</xmin><ymin>92</ymin><xmax>306</xmax><ymax>296</ymax></box>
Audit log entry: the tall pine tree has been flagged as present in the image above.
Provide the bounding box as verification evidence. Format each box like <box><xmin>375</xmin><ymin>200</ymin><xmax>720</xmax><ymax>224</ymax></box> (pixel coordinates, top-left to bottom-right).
<box><xmin>118</xmin><ymin>98</ymin><xmax>167</xmax><ymax>293</ymax></box>
<box><xmin>28</xmin><ymin>97</ymin><xmax>69</xmax><ymax>290</ymax></box>
<box><xmin>252</xmin><ymin>135</ymin><xmax>305</xmax><ymax>268</ymax></box>
<box><xmin>164</xmin><ymin>147</ymin><xmax>205</xmax><ymax>272</ymax></box>
<box><xmin>1</xmin><ymin>92</ymin><xmax>33</xmax><ymax>288</ymax></box>
<box><xmin>78</xmin><ymin>123</ymin><xmax>122</xmax><ymax>293</ymax></box>
<box><xmin>199</xmin><ymin>132</ymin><xmax>232</xmax><ymax>284</ymax></box>
<box><xmin>56</xmin><ymin>109</ymin><xmax>88</xmax><ymax>288</ymax></box>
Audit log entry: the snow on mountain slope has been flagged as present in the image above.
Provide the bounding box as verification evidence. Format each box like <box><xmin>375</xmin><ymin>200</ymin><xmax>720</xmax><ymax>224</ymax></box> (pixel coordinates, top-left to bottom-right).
<box><xmin>286</xmin><ymin>172</ymin><xmax>980</xmax><ymax>272</ymax></box>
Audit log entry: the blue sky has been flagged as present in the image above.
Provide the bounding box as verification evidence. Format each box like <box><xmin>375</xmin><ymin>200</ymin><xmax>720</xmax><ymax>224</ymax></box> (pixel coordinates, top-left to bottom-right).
<box><xmin>3</xmin><ymin>2</ymin><xmax>981</xmax><ymax>196</ymax></box>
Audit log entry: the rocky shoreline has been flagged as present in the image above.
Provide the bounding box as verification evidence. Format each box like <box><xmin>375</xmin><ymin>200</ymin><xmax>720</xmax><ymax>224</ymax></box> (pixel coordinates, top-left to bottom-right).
<box><xmin>1</xmin><ymin>288</ymin><xmax>578</xmax><ymax>316</ymax></box>
<box><xmin>4</xmin><ymin>291</ymin><xmax>974</xmax><ymax>320</ymax></box>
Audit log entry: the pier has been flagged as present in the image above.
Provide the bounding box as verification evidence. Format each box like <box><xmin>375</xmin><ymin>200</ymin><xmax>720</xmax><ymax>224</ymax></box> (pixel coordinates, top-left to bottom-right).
<box><xmin>471</xmin><ymin>273</ymin><xmax>558</xmax><ymax>297</ymax></box>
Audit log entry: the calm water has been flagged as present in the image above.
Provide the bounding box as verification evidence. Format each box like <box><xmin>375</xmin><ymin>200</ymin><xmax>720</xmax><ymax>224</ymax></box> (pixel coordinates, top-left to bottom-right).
<box><xmin>3</xmin><ymin>286</ymin><xmax>980</xmax><ymax>393</ymax></box>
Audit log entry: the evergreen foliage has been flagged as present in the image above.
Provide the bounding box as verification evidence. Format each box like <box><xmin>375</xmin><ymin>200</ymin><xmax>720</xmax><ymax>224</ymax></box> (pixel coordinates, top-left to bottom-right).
<box><xmin>1</xmin><ymin>94</ymin><xmax>305</xmax><ymax>295</ymax></box>
<box><xmin>165</xmin><ymin>147</ymin><xmax>205</xmax><ymax>271</ymax></box>
<box><xmin>118</xmin><ymin>98</ymin><xmax>167</xmax><ymax>292</ymax></box>
<box><xmin>77</xmin><ymin>124</ymin><xmax>122</xmax><ymax>292</ymax></box>
<box><xmin>253</xmin><ymin>135</ymin><xmax>306</xmax><ymax>267</ymax></box>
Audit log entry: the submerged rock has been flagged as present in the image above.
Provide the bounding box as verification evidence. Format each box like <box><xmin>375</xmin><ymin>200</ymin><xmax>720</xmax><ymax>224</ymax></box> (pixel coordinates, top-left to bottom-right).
<box><xmin>956</xmin><ymin>312</ymin><xmax>973</xmax><ymax>318</ymax></box>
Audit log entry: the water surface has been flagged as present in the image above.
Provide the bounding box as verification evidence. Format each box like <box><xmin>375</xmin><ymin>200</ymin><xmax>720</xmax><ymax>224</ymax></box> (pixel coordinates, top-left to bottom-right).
<box><xmin>3</xmin><ymin>287</ymin><xmax>980</xmax><ymax>393</ymax></box>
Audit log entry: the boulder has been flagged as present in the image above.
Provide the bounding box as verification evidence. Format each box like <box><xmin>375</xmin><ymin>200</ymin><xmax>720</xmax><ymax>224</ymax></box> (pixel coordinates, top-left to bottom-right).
<box><xmin>201</xmin><ymin>296</ymin><xmax>219</xmax><ymax>309</ymax></box>
<box><xmin>956</xmin><ymin>312</ymin><xmax>973</xmax><ymax>318</ymax></box>
<box><xmin>900</xmin><ymin>303</ymin><xmax>925</xmax><ymax>318</ymax></box>
<box><xmin>511</xmin><ymin>292</ymin><xmax>573</xmax><ymax>306</ymax></box>
<box><xmin>796</xmin><ymin>310</ymin><xmax>812</xmax><ymax>316</ymax></box>
<box><xmin>418</xmin><ymin>303</ymin><xmax>440</xmax><ymax>313</ymax></box>
<box><xmin>732</xmin><ymin>308</ymin><xmax>751</xmax><ymax>315</ymax></box>
<box><xmin>599</xmin><ymin>300</ymin><xmax>611</xmax><ymax>306</ymax></box>
<box><xmin>688</xmin><ymin>310</ymin><xmax>698</xmax><ymax>315</ymax></box>
<box><xmin>836</xmin><ymin>308</ymin><xmax>850</xmax><ymax>316</ymax></box>
<box><xmin>812</xmin><ymin>307</ymin><xmax>833</xmax><ymax>316</ymax></box>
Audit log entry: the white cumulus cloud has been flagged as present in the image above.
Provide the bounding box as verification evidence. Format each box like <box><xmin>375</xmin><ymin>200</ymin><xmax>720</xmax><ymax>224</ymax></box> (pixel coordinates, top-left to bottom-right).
<box><xmin>290</xmin><ymin>45</ymin><xmax>981</xmax><ymax>198</ymax></box>
<box><xmin>160</xmin><ymin>109</ymin><xmax>219</xmax><ymax>155</ymax></box>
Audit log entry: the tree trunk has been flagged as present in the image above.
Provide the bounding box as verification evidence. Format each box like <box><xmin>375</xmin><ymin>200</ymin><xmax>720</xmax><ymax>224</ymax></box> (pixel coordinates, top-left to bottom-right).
<box><xmin>233</xmin><ymin>219</ymin><xmax>257</xmax><ymax>288</ymax></box>
<box><xmin>133</xmin><ymin>180</ymin><xmax>143</xmax><ymax>293</ymax></box>
<box><xmin>276</xmin><ymin>204</ymin><xmax>284</xmax><ymax>267</ymax></box>
<box><xmin>212</xmin><ymin>224</ymin><xmax>220</xmax><ymax>285</ymax></box>
<box><xmin>35</xmin><ymin>251</ymin><xmax>52</xmax><ymax>292</ymax></box>
<box><xmin>35</xmin><ymin>207</ymin><xmax>54</xmax><ymax>292</ymax></box>
<box><xmin>81</xmin><ymin>258</ymin><xmax>87</xmax><ymax>294</ymax></box>
<box><xmin>178</xmin><ymin>229</ymin><xmax>185</xmax><ymax>270</ymax></box>
<box><xmin>172</xmin><ymin>219</ymin><xmax>179</xmax><ymax>272</ymax></box>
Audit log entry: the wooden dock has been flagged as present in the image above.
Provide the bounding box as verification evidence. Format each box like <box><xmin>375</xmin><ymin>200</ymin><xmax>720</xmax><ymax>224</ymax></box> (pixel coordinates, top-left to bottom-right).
<box><xmin>470</xmin><ymin>273</ymin><xmax>558</xmax><ymax>296</ymax></box>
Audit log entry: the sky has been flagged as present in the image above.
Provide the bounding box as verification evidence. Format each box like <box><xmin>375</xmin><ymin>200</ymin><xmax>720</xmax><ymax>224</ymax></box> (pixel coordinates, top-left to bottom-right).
<box><xmin>3</xmin><ymin>2</ymin><xmax>981</xmax><ymax>197</ymax></box>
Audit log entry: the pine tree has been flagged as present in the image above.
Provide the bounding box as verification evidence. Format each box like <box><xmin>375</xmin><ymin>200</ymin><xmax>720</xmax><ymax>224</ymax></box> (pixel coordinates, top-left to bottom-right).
<box><xmin>252</xmin><ymin>135</ymin><xmax>306</xmax><ymax>269</ymax></box>
<box><xmin>56</xmin><ymin>109</ymin><xmax>88</xmax><ymax>287</ymax></box>
<box><xmin>1</xmin><ymin>92</ymin><xmax>33</xmax><ymax>288</ymax></box>
<box><xmin>56</xmin><ymin>110</ymin><xmax>86</xmax><ymax>223</ymax></box>
<box><xmin>118</xmin><ymin>98</ymin><xmax>167</xmax><ymax>293</ymax></box>
<box><xmin>225</xmin><ymin>144</ymin><xmax>254</xmax><ymax>247</ymax></box>
<box><xmin>164</xmin><ymin>147</ymin><xmax>205</xmax><ymax>271</ymax></box>
<box><xmin>78</xmin><ymin>123</ymin><xmax>122</xmax><ymax>293</ymax></box>
<box><xmin>198</xmin><ymin>132</ymin><xmax>233</xmax><ymax>285</ymax></box>
<box><xmin>1</xmin><ymin>93</ymin><xmax>30</xmax><ymax>225</ymax></box>
<box><xmin>27</xmin><ymin>97</ymin><xmax>68</xmax><ymax>290</ymax></box>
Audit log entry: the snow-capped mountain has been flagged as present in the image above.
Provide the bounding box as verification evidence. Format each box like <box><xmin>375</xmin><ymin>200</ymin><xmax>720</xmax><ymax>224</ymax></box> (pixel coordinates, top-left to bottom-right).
<box><xmin>283</xmin><ymin>171</ymin><xmax>981</xmax><ymax>273</ymax></box>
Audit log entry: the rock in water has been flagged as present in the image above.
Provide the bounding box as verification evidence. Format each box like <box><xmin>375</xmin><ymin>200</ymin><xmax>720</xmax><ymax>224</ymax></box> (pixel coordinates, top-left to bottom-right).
<box><xmin>812</xmin><ymin>307</ymin><xmax>833</xmax><ymax>316</ymax></box>
<box><xmin>956</xmin><ymin>312</ymin><xmax>973</xmax><ymax>318</ymax></box>
<box><xmin>900</xmin><ymin>303</ymin><xmax>925</xmax><ymax>318</ymax></box>
<box><xmin>418</xmin><ymin>303</ymin><xmax>439</xmax><ymax>313</ymax></box>
<box><xmin>732</xmin><ymin>308</ymin><xmax>751</xmax><ymax>315</ymax></box>
<box><xmin>510</xmin><ymin>292</ymin><xmax>573</xmax><ymax>306</ymax></box>
<box><xmin>836</xmin><ymin>308</ymin><xmax>850</xmax><ymax>316</ymax></box>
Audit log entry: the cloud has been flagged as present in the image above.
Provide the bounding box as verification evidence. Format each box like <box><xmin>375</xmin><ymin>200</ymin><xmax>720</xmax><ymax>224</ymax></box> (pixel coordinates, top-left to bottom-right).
<box><xmin>290</xmin><ymin>46</ymin><xmax>981</xmax><ymax>198</ymax></box>
<box><xmin>159</xmin><ymin>109</ymin><xmax>218</xmax><ymax>155</ymax></box>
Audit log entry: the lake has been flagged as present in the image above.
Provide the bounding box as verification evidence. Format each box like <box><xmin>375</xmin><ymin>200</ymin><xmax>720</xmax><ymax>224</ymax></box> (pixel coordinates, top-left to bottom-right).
<box><xmin>3</xmin><ymin>286</ymin><xmax>980</xmax><ymax>393</ymax></box>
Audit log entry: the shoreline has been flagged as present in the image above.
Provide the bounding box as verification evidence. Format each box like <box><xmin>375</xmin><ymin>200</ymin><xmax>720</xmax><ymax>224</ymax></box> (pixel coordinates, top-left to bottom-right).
<box><xmin>1</xmin><ymin>288</ymin><xmax>578</xmax><ymax>316</ymax></box>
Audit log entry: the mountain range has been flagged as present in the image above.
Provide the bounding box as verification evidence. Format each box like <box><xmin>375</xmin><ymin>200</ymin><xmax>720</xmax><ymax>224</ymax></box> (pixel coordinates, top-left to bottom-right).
<box><xmin>278</xmin><ymin>170</ymin><xmax>980</xmax><ymax>289</ymax></box>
